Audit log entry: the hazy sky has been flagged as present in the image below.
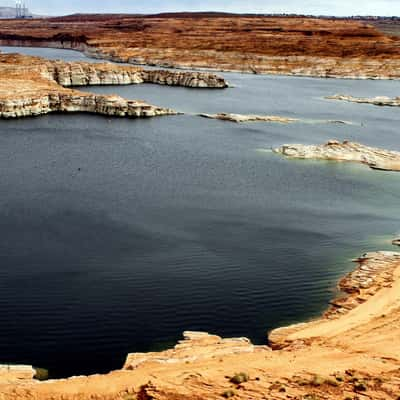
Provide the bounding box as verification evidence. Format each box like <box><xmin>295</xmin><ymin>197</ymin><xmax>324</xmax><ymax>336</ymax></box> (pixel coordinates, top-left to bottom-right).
<box><xmin>3</xmin><ymin>0</ymin><xmax>400</xmax><ymax>17</ymax></box>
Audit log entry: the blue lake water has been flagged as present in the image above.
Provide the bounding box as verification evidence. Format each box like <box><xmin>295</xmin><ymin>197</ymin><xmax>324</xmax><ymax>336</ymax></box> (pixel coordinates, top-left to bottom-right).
<box><xmin>1</xmin><ymin>46</ymin><xmax>400</xmax><ymax>378</ymax></box>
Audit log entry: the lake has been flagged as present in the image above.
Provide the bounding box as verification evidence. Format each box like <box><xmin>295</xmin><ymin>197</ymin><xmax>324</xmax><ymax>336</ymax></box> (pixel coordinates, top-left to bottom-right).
<box><xmin>1</xmin><ymin>46</ymin><xmax>400</xmax><ymax>378</ymax></box>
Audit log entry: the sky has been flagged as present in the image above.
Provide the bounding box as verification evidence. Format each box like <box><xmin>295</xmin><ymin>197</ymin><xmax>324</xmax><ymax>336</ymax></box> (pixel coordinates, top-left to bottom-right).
<box><xmin>2</xmin><ymin>0</ymin><xmax>400</xmax><ymax>17</ymax></box>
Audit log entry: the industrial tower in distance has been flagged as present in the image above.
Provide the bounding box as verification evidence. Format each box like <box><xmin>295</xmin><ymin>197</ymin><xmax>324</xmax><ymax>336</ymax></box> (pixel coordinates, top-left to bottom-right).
<box><xmin>15</xmin><ymin>0</ymin><xmax>30</xmax><ymax>18</ymax></box>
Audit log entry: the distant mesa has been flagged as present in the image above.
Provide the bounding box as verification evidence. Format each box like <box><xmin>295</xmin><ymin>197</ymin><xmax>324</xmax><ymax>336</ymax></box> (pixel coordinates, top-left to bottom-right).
<box><xmin>0</xmin><ymin>14</ymin><xmax>399</xmax><ymax>78</ymax></box>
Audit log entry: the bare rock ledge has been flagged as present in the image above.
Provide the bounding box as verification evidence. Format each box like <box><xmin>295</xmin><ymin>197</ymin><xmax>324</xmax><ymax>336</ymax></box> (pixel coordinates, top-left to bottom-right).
<box><xmin>0</xmin><ymin>53</ymin><xmax>229</xmax><ymax>89</ymax></box>
<box><xmin>274</xmin><ymin>140</ymin><xmax>400</xmax><ymax>171</ymax></box>
<box><xmin>0</xmin><ymin>92</ymin><xmax>176</xmax><ymax>119</ymax></box>
<box><xmin>124</xmin><ymin>331</ymin><xmax>265</xmax><ymax>370</ymax></box>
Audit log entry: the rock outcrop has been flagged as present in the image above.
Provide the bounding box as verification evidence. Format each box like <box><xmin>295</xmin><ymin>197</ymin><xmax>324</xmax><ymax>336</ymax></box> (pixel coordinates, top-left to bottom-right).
<box><xmin>0</xmin><ymin>91</ymin><xmax>176</xmax><ymax>119</ymax></box>
<box><xmin>200</xmin><ymin>113</ymin><xmax>298</xmax><ymax>123</ymax></box>
<box><xmin>0</xmin><ymin>53</ymin><xmax>227</xmax><ymax>119</ymax></box>
<box><xmin>0</xmin><ymin>53</ymin><xmax>228</xmax><ymax>89</ymax></box>
<box><xmin>327</xmin><ymin>94</ymin><xmax>400</xmax><ymax>106</ymax></box>
<box><xmin>274</xmin><ymin>140</ymin><xmax>400</xmax><ymax>171</ymax></box>
<box><xmin>124</xmin><ymin>331</ymin><xmax>262</xmax><ymax>370</ymax></box>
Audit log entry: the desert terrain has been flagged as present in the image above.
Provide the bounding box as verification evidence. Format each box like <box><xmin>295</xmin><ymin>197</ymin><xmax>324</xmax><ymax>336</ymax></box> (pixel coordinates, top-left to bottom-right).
<box><xmin>0</xmin><ymin>14</ymin><xmax>400</xmax><ymax>77</ymax></box>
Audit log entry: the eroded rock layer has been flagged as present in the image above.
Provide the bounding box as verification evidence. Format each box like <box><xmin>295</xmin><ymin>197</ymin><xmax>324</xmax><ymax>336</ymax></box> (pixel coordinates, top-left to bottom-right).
<box><xmin>274</xmin><ymin>140</ymin><xmax>400</xmax><ymax>171</ymax></box>
<box><xmin>0</xmin><ymin>15</ymin><xmax>400</xmax><ymax>78</ymax></box>
<box><xmin>0</xmin><ymin>53</ymin><xmax>228</xmax><ymax>88</ymax></box>
<box><xmin>0</xmin><ymin>91</ymin><xmax>175</xmax><ymax>119</ymax></box>
<box><xmin>0</xmin><ymin>53</ymin><xmax>228</xmax><ymax>119</ymax></box>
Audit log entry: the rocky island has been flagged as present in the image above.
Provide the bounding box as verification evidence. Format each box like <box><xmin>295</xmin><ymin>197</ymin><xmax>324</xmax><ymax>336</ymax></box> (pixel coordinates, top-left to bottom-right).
<box><xmin>0</xmin><ymin>14</ymin><xmax>400</xmax><ymax>79</ymax></box>
<box><xmin>274</xmin><ymin>140</ymin><xmax>400</xmax><ymax>171</ymax></box>
<box><xmin>327</xmin><ymin>94</ymin><xmax>400</xmax><ymax>107</ymax></box>
<box><xmin>200</xmin><ymin>113</ymin><xmax>298</xmax><ymax>123</ymax></box>
<box><xmin>0</xmin><ymin>53</ymin><xmax>227</xmax><ymax>119</ymax></box>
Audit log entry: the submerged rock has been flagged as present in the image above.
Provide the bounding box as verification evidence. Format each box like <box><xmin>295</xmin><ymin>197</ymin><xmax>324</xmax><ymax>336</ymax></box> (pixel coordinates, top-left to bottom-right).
<box><xmin>274</xmin><ymin>140</ymin><xmax>400</xmax><ymax>172</ymax></box>
<box><xmin>200</xmin><ymin>113</ymin><xmax>298</xmax><ymax>123</ymax></box>
<box><xmin>327</xmin><ymin>94</ymin><xmax>400</xmax><ymax>107</ymax></box>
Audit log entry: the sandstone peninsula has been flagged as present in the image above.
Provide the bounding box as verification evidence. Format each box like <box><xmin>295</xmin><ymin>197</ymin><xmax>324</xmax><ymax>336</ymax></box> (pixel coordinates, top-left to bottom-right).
<box><xmin>274</xmin><ymin>140</ymin><xmax>400</xmax><ymax>171</ymax></box>
<box><xmin>0</xmin><ymin>250</ymin><xmax>399</xmax><ymax>399</ymax></box>
<box><xmin>0</xmin><ymin>53</ymin><xmax>227</xmax><ymax>119</ymax></box>
<box><xmin>0</xmin><ymin>14</ymin><xmax>400</xmax><ymax>78</ymax></box>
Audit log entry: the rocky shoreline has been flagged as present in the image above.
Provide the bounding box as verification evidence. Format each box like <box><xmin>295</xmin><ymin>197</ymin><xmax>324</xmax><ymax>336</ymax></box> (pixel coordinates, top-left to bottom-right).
<box><xmin>2</xmin><ymin>39</ymin><xmax>400</xmax><ymax>80</ymax></box>
<box><xmin>0</xmin><ymin>91</ymin><xmax>176</xmax><ymax>119</ymax></box>
<box><xmin>268</xmin><ymin>251</ymin><xmax>400</xmax><ymax>349</ymax></box>
<box><xmin>0</xmin><ymin>53</ymin><xmax>228</xmax><ymax>119</ymax></box>
<box><xmin>0</xmin><ymin>53</ymin><xmax>228</xmax><ymax>89</ymax></box>
<box><xmin>274</xmin><ymin>140</ymin><xmax>400</xmax><ymax>172</ymax></box>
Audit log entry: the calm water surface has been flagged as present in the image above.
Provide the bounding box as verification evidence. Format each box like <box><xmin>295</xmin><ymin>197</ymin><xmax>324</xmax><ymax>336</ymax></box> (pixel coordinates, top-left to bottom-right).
<box><xmin>1</xmin><ymin>46</ymin><xmax>400</xmax><ymax>377</ymax></box>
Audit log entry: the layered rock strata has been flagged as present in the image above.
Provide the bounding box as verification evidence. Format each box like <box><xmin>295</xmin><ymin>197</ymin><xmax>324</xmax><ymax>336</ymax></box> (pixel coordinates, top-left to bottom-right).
<box><xmin>0</xmin><ymin>15</ymin><xmax>400</xmax><ymax>78</ymax></box>
<box><xmin>0</xmin><ymin>53</ymin><xmax>228</xmax><ymax>89</ymax></box>
<box><xmin>274</xmin><ymin>140</ymin><xmax>400</xmax><ymax>171</ymax></box>
<box><xmin>0</xmin><ymin>53</ymin><xmax>229</xmax><ymax>119</ymax></box>
<box><xmin>0</xmin><ymin>91</ymin><xmax>176</xmax><ymax>119</ymax></box>
<box><xmin>327</xmin><ymin>94</ymin><xmax>400</xmax><ymax>106</ymax></box>
<box><xmin>124</xmin><ymin>331</ymin><xmax>262</xmax><ymax>370</ymax></box>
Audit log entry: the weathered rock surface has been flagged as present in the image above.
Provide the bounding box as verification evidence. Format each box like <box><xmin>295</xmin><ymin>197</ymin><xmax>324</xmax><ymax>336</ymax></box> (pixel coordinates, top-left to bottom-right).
<box><xmin>124</xmin><ymin>331</ymin><xmax>262</xmax><ymax>370</ymax></box>
<box><xmin>0</xmin><ymin>91</ymin><xmax>176</xmax><ymax>119</ymax></box>
<box><xmin>0</xmin><ymin>365</ymin><xmax>35</xmax><ymax>381</ymax></box>
<box><xmin>274</xmin><ymin>140</ymin><xmax>400</xmax><ymax>171</ymax></box>
<box><xmin>327</xmin><ymin>94</ymin><xmax>400</xmax><ymax>106</ymax></box>
<box><xmin>0</xmin><ymin>53</ymin><xmax>229</xmax><ymax>119</ymax></box>
<box><xmin>0</xmin><ymin>53</ymin><xmax>228</xmax><ymax>89</ymax></box>
<box><xmin>1</xmin><ymin>15</ymin><xmax>400</xmax><ymax>78</ymax></box>
<box><xmin>200</xmin><ymin>113</ymin><xmax>298</xmax><ymax>123</ymax></box>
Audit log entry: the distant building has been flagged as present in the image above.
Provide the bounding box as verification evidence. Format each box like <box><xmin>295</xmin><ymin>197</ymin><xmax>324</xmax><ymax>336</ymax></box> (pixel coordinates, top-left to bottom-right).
<box><xmin>15</xmin><ymin>1</ymin><xmax>32</xmax><ymax>18</ymax></box>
